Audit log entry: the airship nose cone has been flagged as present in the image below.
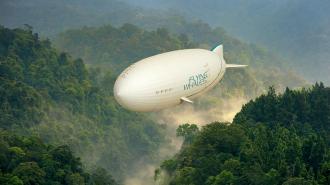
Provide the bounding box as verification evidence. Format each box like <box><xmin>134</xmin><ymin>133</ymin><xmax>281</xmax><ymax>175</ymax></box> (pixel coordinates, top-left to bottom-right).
<box><xmin>114</xmin><ymin>90</ymin><xmax>122</xmax><ymax>99</ymax></box>
<box><xmin>113</xmin><ymin>77</ymin><xmax>134</xmax><ymax>109</ymax></box>
<box><xmin>114</xmin><ymin>89</ymin><xmax>128</xmax><ymax>101</ymax></box>
<box><xmin>114</xmin><ymin>84</ymin><xmax>124</xmax><ymax>102</ymax></box>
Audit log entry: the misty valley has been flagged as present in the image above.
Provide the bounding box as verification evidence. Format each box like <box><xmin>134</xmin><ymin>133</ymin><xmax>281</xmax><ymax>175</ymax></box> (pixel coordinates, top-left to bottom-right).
<box><xmin>0</xmin><ymin>0</ymin><xmax>329</xmax><ymax>185</ymax></box>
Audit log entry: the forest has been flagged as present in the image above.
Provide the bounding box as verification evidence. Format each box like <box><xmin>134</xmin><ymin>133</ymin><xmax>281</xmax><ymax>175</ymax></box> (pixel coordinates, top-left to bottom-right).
<box><xmin>158</xmin><ymin>84</ymin><xmax>330</xmax><ymax>185</ymax></box>
<box><xmin>1</xmin><ymin>24</ymin><xmax>329</xmax><ymax>185</ymax></box>
<box><xmin>0</xmin><ymin>1</ymin><xmax>329</xmax><ymax>184</ymax></box>
<box><xmin>0</xmin><ymin>129</ymin><xmax>117</xmax><ymax>185</ymax></box>
<box><xmin>0</xmin><ymin>26</ymin><xmax>168</xmax><ymax>183</ymax></box>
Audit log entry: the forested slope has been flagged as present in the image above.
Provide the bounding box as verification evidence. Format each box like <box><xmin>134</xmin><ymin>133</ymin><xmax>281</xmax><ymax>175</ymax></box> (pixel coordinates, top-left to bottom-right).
<box><xmin>0</xmin><ymin>130</ymin><xmax>117</xmax><ymax>185</ymax></box>
<box><xmin>1</xmin><ymin>1</ymin><xmax>328</xmax><ymax>184</ymax></box>
<box><xmin>0</xmin><ymin>26</ymin><xmax>167</xmax><ymax>182</ymax></box>
<box><xmin>158</xmin><ymin>83</ymin><xmax>330</xmax><ymax>185</ymax></box>
<box><xmin>0</xmin><ymin>0</ymin><xmax>181</xmax><ymax>37</ymax></box>
<box><xmin>54</xmin><ymin>24</ymin><xmax>195</xmax><ymax>73</ymax></box>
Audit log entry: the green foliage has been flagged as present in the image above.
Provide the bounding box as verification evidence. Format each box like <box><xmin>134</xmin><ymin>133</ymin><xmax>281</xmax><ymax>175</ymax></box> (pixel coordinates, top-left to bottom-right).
<box><xmin>176</xmin><ymin>124</ymin><xmax>199</xmax><ymax>144</ymax></box>
<box><xmin>234</xmin><ymin>83</ymin><xmax>330</xmax><ymax>132</ymax></box>
<box><xmin>0</xmin><ymin>15</ymin><xmax>309</xmax><ymax>184</ymax></box>
<box><xmin>90</xmin><ymin>168</ymin><xmax>117</xmax><ymax>185</ymax></box>
<box><xmin>0</xmin><ymin>25</ymin><xmax>91</xmax><ymax>127</ymax></box>
<box><xmin>206</xmin><ymin>170</ymin><xmax>236</xmax><ymax>185</ymax></box>
<box><xmin>171</xmin><ymin>167</ymin><xmax>198</xmax><ymax>185</ymax></box>
<box><xmin>13</xmin><ymin>162</ymin><xmax>46</xmax><ymax>185</ymax></box>
<box><xmin>0</xmin><ymin>26</ymin><xmax>166</xmax><ymax>181</ymax></box>
<box><xmin>0</xmin><ymin>129</ymin><xmax>117</xmax><ymax>185</ymax></box>
<box><xmin>282</xmin><ymin>177</ymin><xmax>315</xmax><ymax>185</ymax></box>
<box><xmin>161</xmin><ymin>84</ymin><xmax>330</xmax><ymax>185</ymax></box>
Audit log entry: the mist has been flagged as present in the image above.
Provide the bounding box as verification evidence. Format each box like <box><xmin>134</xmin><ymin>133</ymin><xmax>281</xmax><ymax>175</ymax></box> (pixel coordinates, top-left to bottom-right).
<box><xmin>1</xmin><ymin>0</ymin><xmax>329</xmax><ymax>184</ymax></box>
<box><xmin>159</xmin><ymin>96</ymin><xmax>247</xmax><ymax>126</ymax></box>
<box><xmin>122</xmin><ymin>94</ymin><xmax>247</xmax><ymax>185</ymax></box>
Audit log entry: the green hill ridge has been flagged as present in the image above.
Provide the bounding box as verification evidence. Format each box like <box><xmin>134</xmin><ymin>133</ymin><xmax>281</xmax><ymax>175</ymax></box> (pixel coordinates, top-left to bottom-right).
<box><xmin>158</xmin><ymin>84</ymin><xmax>330</xmax><ymax>185</ymax></box>
<box><xmin>0</xmin><ymin>26</ymin><xmax>167</xmax><ymax>182</ymax></box>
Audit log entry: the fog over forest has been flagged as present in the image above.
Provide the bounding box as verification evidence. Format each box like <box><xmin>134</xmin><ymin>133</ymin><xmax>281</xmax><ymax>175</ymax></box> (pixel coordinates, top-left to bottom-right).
<box><xmin>0</xmin><ymin>0</ymin><xmax>329</xmax><ymax>185</ymax></box>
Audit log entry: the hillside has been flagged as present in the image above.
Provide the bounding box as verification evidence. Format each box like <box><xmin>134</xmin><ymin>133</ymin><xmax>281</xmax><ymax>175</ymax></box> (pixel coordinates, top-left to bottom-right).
<box><xmin>1</xmin><ymin>1</ymin><xmax>329</xmax><ymax>184</ymax></box>
<box><xmin>0</xmin><ymin>129</ymin><xmax>117</xmax><ymax>185</ymax></box>
<box><xmin>0</xmin><ymin>0</ymin><xmax>180</xmax><ymax>38</ymax></box>
<box><xmin>158</xmin><ymin>83</ymin><xmax>330</xmax><ymax>185</ymax></box>
<box><xmin>0</xmin><ymin>26</ymin><xmax>167</xmax><ymax>182</ymax></box>
<box><xmin>0</xmin><ymin>19</ymin><xmax>310</xmax><ymax>183</ymax></box>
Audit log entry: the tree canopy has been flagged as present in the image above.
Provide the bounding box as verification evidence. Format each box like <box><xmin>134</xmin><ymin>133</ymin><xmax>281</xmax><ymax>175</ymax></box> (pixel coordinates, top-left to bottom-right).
<box><xmin>159</xmin><ymin>84</ymin><xmax>330</xmax><ymax>185</ymax></box>
<box><xmin>0</xmin><ymin>25</ymin><xmax>167</xmax><ymax>182</ymax></box>
<box><xmin>0</xmin><ymin>129</ymin><xmax>117</xmax><ymax>185</ymax></box>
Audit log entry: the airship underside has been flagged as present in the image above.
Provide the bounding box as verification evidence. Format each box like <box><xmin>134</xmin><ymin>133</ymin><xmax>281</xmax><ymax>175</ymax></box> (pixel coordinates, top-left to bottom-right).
<box><xmin>114</xmin><ymin>45</ymin><xmax>246</xmax><ymax>112</ymax></box>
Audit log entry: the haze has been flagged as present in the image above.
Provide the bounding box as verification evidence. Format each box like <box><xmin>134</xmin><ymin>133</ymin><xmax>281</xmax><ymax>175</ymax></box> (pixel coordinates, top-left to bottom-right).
<box><xmin>1</xmin><ymin>0</ymin><xmax>329</xmax><ymax>184</ymax></box>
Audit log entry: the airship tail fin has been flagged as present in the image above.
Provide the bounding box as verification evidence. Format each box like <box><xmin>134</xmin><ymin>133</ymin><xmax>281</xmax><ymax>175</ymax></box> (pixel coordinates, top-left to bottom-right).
<box><xmin>212</xmin><ymin>44</ymin><xmax>224</xmax><ymax>59</ymax></box>
<box><xmin>226</xmin><ymin>64</ymin><xmax>248</xmax><ymax>68</ymax></box>
<box><xmin>212</xmin><ymin>44</ymin><xmax>247</xmax><ymax>68</ymax></box>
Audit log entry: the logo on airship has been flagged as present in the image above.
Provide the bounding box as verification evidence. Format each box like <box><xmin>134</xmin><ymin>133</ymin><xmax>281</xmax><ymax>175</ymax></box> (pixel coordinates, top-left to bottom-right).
<box><xmin>184</xmin><ymin>71</ymin><xmax>209</xmax><ymax>90</ymax></box>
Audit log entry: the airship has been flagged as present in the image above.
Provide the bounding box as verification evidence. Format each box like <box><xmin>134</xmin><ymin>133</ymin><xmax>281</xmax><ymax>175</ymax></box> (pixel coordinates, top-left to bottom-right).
<box><xmin>114</xmin><ymin>44</ymin><xmax>247</xmax><ymax>112</ymax></box>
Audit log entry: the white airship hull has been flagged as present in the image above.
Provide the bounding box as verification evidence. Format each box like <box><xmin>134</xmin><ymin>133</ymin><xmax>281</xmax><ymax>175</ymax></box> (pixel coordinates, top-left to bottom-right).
<box><xmin>114</xmin><ymin>45</ymin><xmax>245</xmax><ymax>112</ymax></box>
